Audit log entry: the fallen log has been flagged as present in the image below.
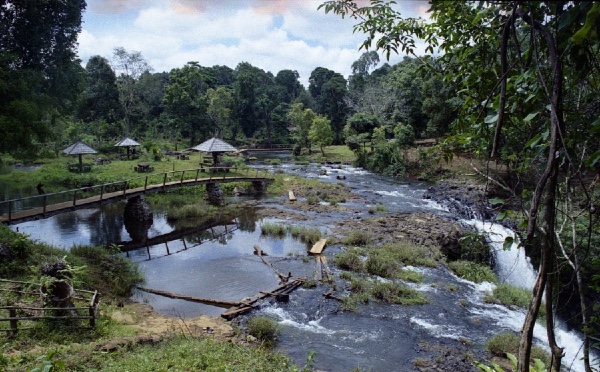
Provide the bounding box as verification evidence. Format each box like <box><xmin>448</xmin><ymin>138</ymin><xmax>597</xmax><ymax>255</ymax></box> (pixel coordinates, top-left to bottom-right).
<box><xmin>323</xmin><ymin>291</ymin><xmax>344</xmax><ymax>302</ymax></box>
<box><xmin>254</xmin><ymin>245</ymin><xmax>288</xmax><ymax>282</ymax></box>
<box><xmin>316</xmin><ymin>254</ymin><xmax>333</xmax><ymax>282</ymax></box>
<box><xmin>136</xmin><ymin>287</ymin><xmax>239</xmax><ymax>308</ymax></box>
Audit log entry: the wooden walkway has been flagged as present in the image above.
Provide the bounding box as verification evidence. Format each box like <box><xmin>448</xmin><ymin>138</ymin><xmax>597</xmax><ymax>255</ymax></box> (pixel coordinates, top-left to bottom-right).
<box><xmin>1</xmin><ymin>167</ymin><xmax>272</xmax><ymax>225</ymax></box>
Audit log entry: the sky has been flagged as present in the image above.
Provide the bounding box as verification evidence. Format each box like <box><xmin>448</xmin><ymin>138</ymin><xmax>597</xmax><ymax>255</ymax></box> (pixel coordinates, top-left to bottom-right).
<box><xmin>77</xmin><ymin>0</ymin><xmax>430</xmax><ymax>88</ymax></box>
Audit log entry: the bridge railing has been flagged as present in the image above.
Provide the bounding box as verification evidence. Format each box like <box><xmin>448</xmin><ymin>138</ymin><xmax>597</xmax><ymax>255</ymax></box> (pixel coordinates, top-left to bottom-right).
<box><xmin>0</xmin><ymin>166</ymin><xmax>272</xmax><ymax>223</ymax></box>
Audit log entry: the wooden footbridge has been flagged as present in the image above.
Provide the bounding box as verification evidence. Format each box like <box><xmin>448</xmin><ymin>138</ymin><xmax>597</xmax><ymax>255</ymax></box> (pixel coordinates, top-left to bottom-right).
<box><xmin>0</xmin><ymin>167</ymin><xmax>273</xmax><ymax>225</ymax></box>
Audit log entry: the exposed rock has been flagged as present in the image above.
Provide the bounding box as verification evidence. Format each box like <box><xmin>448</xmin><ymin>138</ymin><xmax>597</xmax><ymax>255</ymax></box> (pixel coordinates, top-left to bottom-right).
<box><xmin>124</xmin><ymin>195</ymin><xmax>154</xmax><ymax>242</ymax></box>
<box><xmin>206</xmin><ymin>182</ymin><xmax>225</xmax><ymax>206</ymax></box>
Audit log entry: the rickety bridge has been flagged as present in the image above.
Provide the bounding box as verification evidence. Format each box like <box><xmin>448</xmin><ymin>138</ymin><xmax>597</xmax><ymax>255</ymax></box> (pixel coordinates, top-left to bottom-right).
<box><xmin>0</xmin><ymin>167</ymin><xmax>273</xmax><ymax>225</ymax></box>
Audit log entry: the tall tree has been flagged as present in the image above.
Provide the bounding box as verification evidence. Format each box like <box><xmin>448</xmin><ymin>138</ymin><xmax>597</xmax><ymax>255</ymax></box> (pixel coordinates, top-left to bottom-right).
<box><xmin>0</xmin><ymin>0</ymin><xmax>86</xmax><ymax>154</ymax></box>
<box><xmin>308</xmin><ymin>67</ymin><xmax>348</xmax><ymax>144</ymax></box>
<box><xmin>207</xmin><ymin>86</ymin><xmax>234</xmax><ymax>138</ymax></box>
<box><xmin>111</xmin><ymin>47</ymin><xmax>152</xmax><ymax>136</ymax></box>
<box><xmin>321</xmin><ymin>1</ymin><xmax>600</xmax><ymax>370</ymax></box>
<box><xmin>163</xmin><ymin>62</ymin><xmax>212</xmax><ymax>146</ymax></box>
<box><xmin>77</xmin><ymin>56</ymin><xmax>121</xmax><ymax>125</ymax></box>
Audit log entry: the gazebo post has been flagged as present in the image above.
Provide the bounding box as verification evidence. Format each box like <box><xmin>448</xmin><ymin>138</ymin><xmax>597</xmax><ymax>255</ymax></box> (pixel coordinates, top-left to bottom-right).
<box><xmin>78</xmin><ymin>155</ymin><xmax>83</xmax><ymax>172</ymax></box>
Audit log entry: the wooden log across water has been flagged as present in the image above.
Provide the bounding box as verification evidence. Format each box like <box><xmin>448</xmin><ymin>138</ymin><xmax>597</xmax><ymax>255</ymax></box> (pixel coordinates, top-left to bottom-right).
<box><xmin>254</xmin><ymin>245</ymin><xmax>289</xmax><ymax>282</ymax></box>
<box><xmin>315</xmin><ymin>254</ymin><xmax>333</xmax><ymax>282</ymax></box>
<box><xmin>323</xmin><ymin>291</ymin><xmax>344</xmax><ymax>302</ymax></box>
<box><xmin>309</xmin><ymin>238</ymin><xmax>328</xmax><ymax>255</ymax></box>
<box><xmin>221</xmin><ymin>278</ymin><xmax>304</xmax><ymax>319</ymax></box>
<box><xmin>136</xmin><ymin>287</ymin><xmax>240</xmax><ymax>308</ymax></box>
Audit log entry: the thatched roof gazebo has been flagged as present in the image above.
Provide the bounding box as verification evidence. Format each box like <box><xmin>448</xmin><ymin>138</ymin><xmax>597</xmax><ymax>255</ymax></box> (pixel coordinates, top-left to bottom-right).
<box><xmin>191</xmin><ymin>138</ymin><xmax>238</xmax><ymax>165</ymax></box>
<box><xmin>115</xmin><ymin>137</ymin><xmax>141</xmax><ymax>159</ymax></box>
<box><xmin>63</xmin><ymin>141</ymin><xmax>97</xmax><ymax>172</ymax></box>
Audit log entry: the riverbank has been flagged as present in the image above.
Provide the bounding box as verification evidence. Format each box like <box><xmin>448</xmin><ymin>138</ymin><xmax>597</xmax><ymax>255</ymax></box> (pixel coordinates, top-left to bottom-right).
<box><xmin>0</xmin><ymin>147</ymin><xmax>557</xmax><ymax>371</ymax></box>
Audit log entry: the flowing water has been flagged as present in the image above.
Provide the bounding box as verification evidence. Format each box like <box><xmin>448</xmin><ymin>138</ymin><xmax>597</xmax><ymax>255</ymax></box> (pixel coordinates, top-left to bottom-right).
<box><xmin>5</xmin><ymin>158</ymin><xmax>598</xmax><ymax>371</ymax></box>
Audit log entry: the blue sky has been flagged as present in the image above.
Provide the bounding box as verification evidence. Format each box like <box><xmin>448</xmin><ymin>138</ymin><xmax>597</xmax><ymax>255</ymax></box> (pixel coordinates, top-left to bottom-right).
<box><xmin>77</xmin><ymin>0</ymin><xmax>430</xmax><ymax>87</ymax></box>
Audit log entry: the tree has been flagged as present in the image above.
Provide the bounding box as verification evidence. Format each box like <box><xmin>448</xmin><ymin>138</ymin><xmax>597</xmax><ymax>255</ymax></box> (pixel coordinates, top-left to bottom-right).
<box><xmin>163</xmin><ymin>62</ymin><xmax>212</xmax><ymax>146</ymax></box>
<box><xmin>207</xmin><ymin>86</ymin><xmax>234</xmax><ymax>138</ymax></box>
<box><xmin>287</xmin><ymin>103</ymin><xmax>316</xmax><ymax>153</ymax></box>
<box><xmin>0</xmin><ymin>0</ymin><xmax>86</xmax><ymax>154</ymax></box>
<box><xmin>309</xmin><ymin>115</ymin><xmax>333</xmax><ymax>156</ymax></box>
<box><xmin>111</xmin><ymin>47</ymin><xmax>152</xmax><ymax>135</ymax></box>
<box><xmin>321</xmin><ymin>1</ymin><xmax>600</xmax><ymax>370</ymax></box>
<box><xmin>77</xmin><ymin>56</ymin><xmax>121</xmax><ymax>125</ymax></box>
<box><xmin>309</xmin><ymin>67</ymin><xmax>348</xmax><ymax>144</ymax></box>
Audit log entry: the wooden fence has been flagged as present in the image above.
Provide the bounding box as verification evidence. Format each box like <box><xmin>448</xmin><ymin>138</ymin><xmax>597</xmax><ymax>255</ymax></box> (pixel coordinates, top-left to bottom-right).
<box><xmin>0</xmin><ymin>279</ymin><xmax>100</xmax><ymax>335</ymax></box>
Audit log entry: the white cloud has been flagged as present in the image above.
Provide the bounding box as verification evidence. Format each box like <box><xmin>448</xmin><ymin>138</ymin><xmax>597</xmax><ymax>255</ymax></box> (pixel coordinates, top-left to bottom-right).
<box><xmin>78</xmin><ymin>0</ymin><xmax>428</xmax><ymax>87</ymax></box>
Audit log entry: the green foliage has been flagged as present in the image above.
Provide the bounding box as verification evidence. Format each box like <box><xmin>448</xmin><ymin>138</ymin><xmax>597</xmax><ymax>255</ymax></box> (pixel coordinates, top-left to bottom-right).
<box><xmin>261</xmin><ymin>223</ymin><xmax>287</xmax><ymax>237</ymax></box>
<box><xmin>308</xmin><ymin>116</ymin><xmax>334</xmax><ymax>155</ymax></box>
<box><xmin>448</xmin><ymin>261</ymin><xmax>497</xmax><ymax>284</ymax></box>
<box><xmin>343</xmin><ymin>230</ymin><xmax>372</xmax><ymax>246</ymax></box>
<box><xmin>484</xmin><ymin>284</ymin><xmax>547</xmax><ymax>320</ymax></box>
<box><xmin>370</xmin><ymin>281</ymin><xmax>428</xmax><ymax>305</ymax></box>
<box><xmin>247</xmin><ymin>316</ymin><xmax>279</xmax><ymax>346</ymax></box>
<box><xmin>333</xmin><ymin>250</ymin><xmax>364</xmax><ymax>272</ymax></box>
<box><xmin>484</xmin><ymin>332</ymin><xmax>550</xmax><ymax>368</ymax></box>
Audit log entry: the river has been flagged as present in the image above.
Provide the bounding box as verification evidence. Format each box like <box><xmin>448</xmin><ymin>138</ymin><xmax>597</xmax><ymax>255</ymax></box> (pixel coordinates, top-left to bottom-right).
<box><xmin>5</xmin><ymin>158</ymin><xmax>597</xmax><ymax>371</ymax></box>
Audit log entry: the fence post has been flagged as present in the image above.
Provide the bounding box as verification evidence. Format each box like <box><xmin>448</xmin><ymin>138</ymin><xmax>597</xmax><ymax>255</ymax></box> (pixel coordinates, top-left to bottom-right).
<box><xmin>73</xmin><ymin>190</ymin><xmax>77</xmax><ymax>206</ymax></box>
<box><xmin>43</xmin><ymin>195</ymin><xmax>47</xmax><ymax>216</ymax></box>
<box><xmin>7</xmin><ymin>201</ymin><xmax>11</xmax><ymax>223</ymax></box>
<box><xmin>9</xmin><ymin>307</ymin><xmax>17</xmax><ymax>336</ymax></box>
<box><xmin>144</xmin><ymin>177</ymin><xmax>148</xmax><ymax>193</ymax></box>
<box><xmin>122</xmin><ymin>181</ymin><xmax>128</xmax><ymax>196</ymax></box>
<box><xmin>100</xmin><ymin>185</ymin><xmax>104</xmax><ymax>201</ymax></box>
<box><xmin>195</xmin><ymin>169</ymin><xmax>199</xmax><ymax>182</ymax></box>
<box><xmin>180</xmin><ymin>171</ymin><xmax>185</xmax><ymax>185</ymax></box>
<box><xmin>163</xmin><ymin>173</ymin><xmax>168</xmax><ymax>192</ymax></box>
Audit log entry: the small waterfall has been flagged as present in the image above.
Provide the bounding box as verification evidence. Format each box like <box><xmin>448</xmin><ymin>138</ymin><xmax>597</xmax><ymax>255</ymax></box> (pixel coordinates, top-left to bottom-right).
<box><xmin>465</xmin><ymin>220</ymin><xmax>537</xmax><ymax>289</ymax></box>
<box><xmin>467</xmin><ymin>219</ymin><xmax>598</xmax><ymax>372</ymax></box>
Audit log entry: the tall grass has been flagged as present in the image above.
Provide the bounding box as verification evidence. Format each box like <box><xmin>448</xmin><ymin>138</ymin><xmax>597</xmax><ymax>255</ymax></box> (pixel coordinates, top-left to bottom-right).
<box><xmin>448</xmin><ymin>260</ymin><xmax>497</xmax><ymax>284</ymax></box>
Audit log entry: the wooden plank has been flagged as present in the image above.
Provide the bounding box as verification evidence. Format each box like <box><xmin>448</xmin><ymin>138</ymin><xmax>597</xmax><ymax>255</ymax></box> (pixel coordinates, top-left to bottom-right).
<box><xmin>309</xmin><ymin>238</ymin><xmax>328</xmax><ymax>255</ymax></box>
<box><xmin>136</xmin><ymin>287</ymin><xmax>239</xmax><ymax>308</ymax></box>
<box><xmin>254</xmin><ymin>245</ymin><xmax>289</xmax><ymax>282</ymax></box>
<box><xmin>288</xmin><ymin>190</ymin><xmax>296</xmax><ymax>201</ymax></box>
<box><xmin>318</xmin><ymin>254</ymin><xmax>333</xmax><ymax>282</ymax></box>
<box><xmin>221</xmin><ymin>279</ymin><xmax>304</xmax><ymax>319</ymax></box>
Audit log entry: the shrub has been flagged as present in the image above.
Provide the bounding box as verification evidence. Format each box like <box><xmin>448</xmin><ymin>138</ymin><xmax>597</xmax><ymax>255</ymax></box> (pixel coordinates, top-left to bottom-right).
<box><xmin>485</xmin><ymin>332</ymin><xmax>550</xmax><ymax>366</ymax></box>
<box><xmin>261</xmin><ymin>223</ymin><xmax>287</xmax><ymax>237</ymax></box>
<box><xmin>343</xmin><ymin>230</ymin><xmax>372</xmax><ymax>246</ymax></box>
<box><xmin>370</xmin><ymin>281</ymin><xmax>428</xmax><ymax>305</ymax></box>
<box><xmin>484</xmin><ymin>284</ymin><xmax>547</xmax><ymax>319</ymax></box>
<box><xmin>365</xmin><ymin>254</ymin><xmax>399</xmax><ymax>278</ymax></box>
<box><xmin>287</xmin><ymin>226</ymin><xmax>322</xmax><ymax>245</ymax></box>
<box><xmin>380</xmin><ymin>241</ymin><xmax>439</xmax><ymax>267</ymax></box>
<box><xmin>333</xmin><ymin>251</ymin><xmax>364</xmax><ymax>272</ymax></box>
<box><xmin>247</xmin><ymin>317</ymin><xmax>279</xmax><ymax>346</ymax></box>
<box><xmin>448</xmin><ymin>260</ymin><xmax>497</xmax><ymax>284</ymax></box>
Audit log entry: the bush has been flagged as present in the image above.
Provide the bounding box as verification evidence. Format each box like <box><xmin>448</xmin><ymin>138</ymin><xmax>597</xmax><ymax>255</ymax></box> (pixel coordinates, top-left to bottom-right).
<box><xmin>247</xmin><ymin>316</ymin><xmax>279</xmax><ymax>346</ymax></box>
<box><xmin>370</xmin><ymin>281</ymin><xmax>428</xmax><ymax>305</ymax></box>
<box><xmin>485</xmin><ymin>332</ymin><xmax>550</xmax><ymax>366</ymax></box>
<box><xmin>287</xmin><ymin>226</ymin><xmax>322</xmax><ymax>245</ymax></box>
<box><xmin>365</xmin><ymin>254</ymin><xmax>399</xmax><ymax>278</ymax></box>
<box><xmin>484</xmin><ymin>284</ymin><xmax>547</xmax><ymax>319</ymax></box>
<box><xmin>448</xmin><ymin>260</ymin><xmax>497</xmax><ymax>284</ymax></box>
<box><xmin>380</xmin><ymin>242</ymin><xmax>439</xmax><ymax>267</ymax></box>
<box><xmin>333</xmin><ymin>251</ymin><xmax>364</xmax><ymax>272</ymax></box>
<box><xmin>261</xmin><ymin>223</ymin><xmax>287</xmax><ymax>238</ymax></box>
<box><xmin>343</xmin><ymin>230</ymin><xmax>373</xmax><ymax>246</ymax></box>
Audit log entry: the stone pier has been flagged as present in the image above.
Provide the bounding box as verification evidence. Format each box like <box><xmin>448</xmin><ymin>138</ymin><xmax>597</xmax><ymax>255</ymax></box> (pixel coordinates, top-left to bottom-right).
<box><xmin>206</xmin><ymin>182</ymin><xmax>225</xmax><ymax>206</ymax></box>
<box><xmin>124</xmin><ymin>195</ymin><xmax>154</xmax><ymax>242</ymax></box>
<box><xmin>252</xmin><ymin>181</ymin><xmax>267</xmax><ymax>195</ymax></box>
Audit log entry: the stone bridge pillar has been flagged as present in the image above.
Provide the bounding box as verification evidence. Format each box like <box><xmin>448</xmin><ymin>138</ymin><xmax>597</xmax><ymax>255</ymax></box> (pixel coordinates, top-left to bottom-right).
<box><xmin>206</xmin><ymin>182</ymin><xmax>225</xmax><ymax>206</ymax></box>
<box><xmin>252</xmin><ymin>180</ymin><xmax>267</xmax><ymax>195</ymax></box>
<box><xmin>124</xmin><ymin>195</ymin><xmax>153</xmax><ymax>242</ymax></box>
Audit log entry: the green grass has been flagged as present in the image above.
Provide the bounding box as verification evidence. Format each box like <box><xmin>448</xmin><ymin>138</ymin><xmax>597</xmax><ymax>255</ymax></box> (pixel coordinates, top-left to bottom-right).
<box><xmin>287</xmin><ymin>225</ymin><xmax>322</xmax><ymax>245</ymax></box>
<box><xmin>260</xmin><ymin>222</ymin><xmax>287</xmax><ymax>237</ymax></box>
<box><xmin>485</xmin><ymin>332</ymin><xmax>550</xmax><ymax>367</ymax></box>
<box><xmin>2</xmin><ymin>335</ymin><xmax>297</xmax><ymax>371</ymax></box>
<box><xmin>370</xmin><ymin>281</ymin><xmax>429</xmax><ymax>305</ymax></box>
<box><xmin>333</xmin><ymin>250</ymin><xmax>364</xmax><ymax>272</ymax></box>
<box><xmin>247</xmin><ymin>316</ymin><xmax>280</xmax><ymax>346</ymax></box>
<box><xmin>484</xmin><ymin>283</ymin><xmax>547</xmax><ymax>319</ymax></box>
<box><xmin>448</xmin><ymin>260</ymin><xmax>497</xmax><ymax>284</ymax></box>
<box><xmin>343</xmin><ymin>230</ymin><xmax>373</xmax><ymax>246</ymax></box>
